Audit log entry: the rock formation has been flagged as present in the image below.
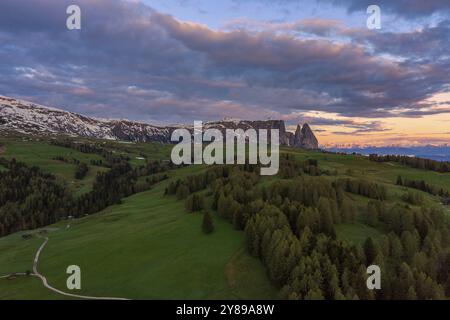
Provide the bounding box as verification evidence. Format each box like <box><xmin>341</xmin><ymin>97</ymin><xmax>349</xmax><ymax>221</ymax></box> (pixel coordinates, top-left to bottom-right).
<box><xmin>0</xmin><ymin>96</ymin><xmax>319</xmax><ymax>149</ymax></box>
<box><xmin>293</xmin><ymin>123</ymin><xmax>319</xmax><ymax>149</ymax></box>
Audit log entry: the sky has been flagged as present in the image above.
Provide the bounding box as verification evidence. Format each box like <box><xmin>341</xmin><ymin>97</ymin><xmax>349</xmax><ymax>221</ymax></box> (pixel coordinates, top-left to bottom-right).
<box><xmin>0</xmin><ymin>0</ymin><xmax>450</xmax><ymax>147</ymax></box>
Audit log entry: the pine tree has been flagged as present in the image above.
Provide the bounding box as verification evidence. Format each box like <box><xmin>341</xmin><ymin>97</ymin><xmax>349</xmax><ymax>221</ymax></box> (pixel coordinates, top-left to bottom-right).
<box><xmin>232</xmin><ymin>210</ymin><xmax>245</xmax><ymax>230</ymax></box>
<box><xmin>305</xmin><ymin>288</ymin><xmax>325</xmax><ymax>300</ymax></box>
<box><xmin>217</xmin><ymin>193</ymin><xmax>229</xmax><ymax>219</ymax></box>
<box><xmin>406</xmin><ymin>286</ymin><xmax>417</xmax><ymax>300</ymax></box>
<box><xmin>245</xmin><ymin>219</ymin><xmax>257</xmax><ymax>256</ymax></box>
<box><xmin>176</xmin><ymin>184</ymin><xmax>190</xmax><ymax>200</ymax></box>
<box><xmin>320</xmin><ymin>205</ymin><xmax>334</xmax><ymax>236</ymax></box>
<box><xmin>340</xmin><ymin>199</ymin><xmax>356</xmax><ymax>223</ymax></box>
<box><xmin>389</xmin><ymin>233</ymin><xmax>403</xmax><ymax>259</ymax></box>
<box><xmin>364</xmin><ymin>237</ymin><xmax>378</xmax><ymax>265</ymax></box>
<box><xmin>202</xmin><ymin>211</ymin><xmax>214</xmax><ymax>234</ymax></box>
<box><xmin>366</xmin><ymin>201</ymin><xmax>379</xmax><ymax>227</ymax></box>
<box><xmin>318</xmin><ymin>198</ymin><xmax>334</xmax><ymax>235</ymax></box>
<box><xmin>336</xmin><ymin>186</ymin><xmax>345</xmax><ymax>206</ymax></box>
<box><xmin>401</xmin><ymin>231</ymin><xmax>418</xmax><ymax>261</ymax></box>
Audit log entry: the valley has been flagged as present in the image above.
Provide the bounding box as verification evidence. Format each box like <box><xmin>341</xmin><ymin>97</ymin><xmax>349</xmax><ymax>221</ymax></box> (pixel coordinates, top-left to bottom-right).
<box><xmin>0</xmin><ymin>135</ymin><xmax>449</xmax><ymax>300</ymax></box>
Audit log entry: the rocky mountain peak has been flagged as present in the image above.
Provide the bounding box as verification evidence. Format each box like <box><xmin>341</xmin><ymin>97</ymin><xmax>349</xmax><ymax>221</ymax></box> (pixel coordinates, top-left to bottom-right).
<box><xmin>301</xmin><ymin>123</ymin><xmax>319</xmax><ymax>149</ymax></box>
<box><xmin>292</xmin><ymin>123</ymin><xmax>319</xmax><ymax>149</ymax></box>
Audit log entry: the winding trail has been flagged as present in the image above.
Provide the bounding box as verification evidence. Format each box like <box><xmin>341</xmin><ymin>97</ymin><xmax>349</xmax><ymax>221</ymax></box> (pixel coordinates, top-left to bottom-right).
<box><xmin>1</xmin><ymin>225</ymin><xmax>130</xmax><ymax>300</ymax></box>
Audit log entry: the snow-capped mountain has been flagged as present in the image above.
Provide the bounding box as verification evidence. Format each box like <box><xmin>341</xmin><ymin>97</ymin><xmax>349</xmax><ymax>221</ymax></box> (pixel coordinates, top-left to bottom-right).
<box><xmin>0</xmin><ymin>95</ymin><xmax>319</xmax><ymax>148</ymax></box>
<box><xmin>0</xmin><ymin>96</ymin><xmax>173</xmax><ymax>143</ymax></box>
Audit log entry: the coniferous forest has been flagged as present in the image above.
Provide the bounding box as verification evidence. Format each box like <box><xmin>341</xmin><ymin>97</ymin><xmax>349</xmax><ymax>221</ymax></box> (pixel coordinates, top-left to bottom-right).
<box><xmin>0</xmin><ymin>146</ymin><xmax>169</xmax><ymax>237</ymax></box>
<box><xmin>165</xmin><ymin>157</ymin><xmax>450</xmax><ymax>300</ymax></box>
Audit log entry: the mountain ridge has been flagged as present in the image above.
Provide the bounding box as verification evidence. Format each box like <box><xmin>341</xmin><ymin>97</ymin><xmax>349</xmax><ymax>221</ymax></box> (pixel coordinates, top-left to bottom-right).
<box><xmin>0</xmin><ymin>96</ymin><xmax>319</xmax><ymax>149</ymax></box>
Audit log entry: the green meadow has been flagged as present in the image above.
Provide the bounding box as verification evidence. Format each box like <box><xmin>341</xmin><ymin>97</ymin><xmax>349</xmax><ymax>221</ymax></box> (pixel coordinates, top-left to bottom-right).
<box><xmin>0</xmin><ymin>137</ymin><xmax>449</xmax><ymax>299</ymax></box>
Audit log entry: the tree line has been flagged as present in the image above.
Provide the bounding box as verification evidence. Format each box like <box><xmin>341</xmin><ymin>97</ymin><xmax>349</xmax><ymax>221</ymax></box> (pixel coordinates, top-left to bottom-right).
<box><xmin>51</xmin><ymin>139</ymin><xmax>130</xmax><ymax>167</ymax></box>
<box><xmin>336</xmin><ymin>178</ymin><xmax>388</xmax><ymax>201</ymax></box>
<box><xmin>369</xmin><ymin>154</ymin><xmax>450</xmax><ymax>173</ymax></box>
<box><xmin>0</xmin><ymin>158</ymin><xmax>70</xmax><ymax>236</ymax></box>
<box><xmin>0</xmin><ymin>157</ymin><xmax>171</xmax><ymax>237</ymax></box>
<box><xmin>396</xmin><ymin>175</ymin><xmax>449</xmax><ymax>197</ymax></box>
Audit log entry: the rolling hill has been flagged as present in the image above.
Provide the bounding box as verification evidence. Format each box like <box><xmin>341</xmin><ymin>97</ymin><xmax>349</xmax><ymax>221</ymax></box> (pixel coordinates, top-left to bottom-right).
<box><xmin>0</xmin><ymin>134</ymin><xmax>449</xmax><ymax>300</ymax></box>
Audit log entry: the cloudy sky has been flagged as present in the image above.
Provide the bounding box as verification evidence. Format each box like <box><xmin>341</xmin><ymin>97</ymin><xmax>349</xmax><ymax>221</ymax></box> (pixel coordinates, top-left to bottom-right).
<box><xmin>1</xmin><ymin>0</ymin><xmax>450</xmax><ymax>147</ymax></box>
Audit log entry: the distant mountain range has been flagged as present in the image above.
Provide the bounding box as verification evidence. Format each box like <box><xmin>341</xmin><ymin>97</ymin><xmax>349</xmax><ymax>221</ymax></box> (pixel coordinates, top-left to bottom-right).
<box><xmin>0</xmin><ymin>96</ymin><xmax>319</xmax><ymax>149</ymax></box>
<box><xmin>328</xmin><ymin>146</ymin><xmax>450</xmax><ymax>162</ymax></box>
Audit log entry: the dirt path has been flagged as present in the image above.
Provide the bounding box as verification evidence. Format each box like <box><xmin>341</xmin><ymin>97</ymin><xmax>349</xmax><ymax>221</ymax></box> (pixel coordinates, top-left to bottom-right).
<box><xmin>32</xmin><ymin>236</ymin><xmax>129</xmax><ymax>300</ymax></box>
<box><xmin>1</xmin><ymin>224</ymin><xmax>130</xmax><ymax>300</ymax></box>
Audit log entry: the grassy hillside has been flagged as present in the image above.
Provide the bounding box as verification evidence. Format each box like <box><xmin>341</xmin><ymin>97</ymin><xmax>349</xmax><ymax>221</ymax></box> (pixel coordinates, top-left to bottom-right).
<box><xmin>1</xmin><ymin>136</ymin><xmax>449</xmax><ymax>300</ymax></box>
<box><xmin>0</xmin><ymin>171</ymin><xmax>276</xmax><ymax>299</ymax></box>
<box><xmin>0</xmin><ymin>139</ymin><xmax>277</xmax><ymax>299</ymax></box>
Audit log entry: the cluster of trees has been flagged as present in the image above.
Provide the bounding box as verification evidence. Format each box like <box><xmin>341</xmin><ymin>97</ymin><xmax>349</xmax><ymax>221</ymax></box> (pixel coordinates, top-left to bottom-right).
<box><xmin>370</xmin><ymin>205</ymin><xmax>449</xmax><ymax>297</ymax></box>
<box><xmin>336</xmin><ymin>178</ymin><xmax>387</xmax><ymax>201</ymax></box>
<box><xmin>369</xmin><ymin>154</ymin><xmax>450</xmax><ymax>173</ymax></box>
<box><xmin>262</xmin><ymin>178</ymin><xmax>358</xmax><ymax>232</ymax></box>
<box><xmin>0</xmin><ymin>158</ymin><xmax>71</xmax><ymax>236</ymax></box>
<box><xmin>245</xmin><ymin>205</ymin><xmax>376</xmax><ymax>299</ymax></box>
<box><xmin>302</xmin><ymin>159</ymin><xmax>322</xmax><ymax>176</ymax></box>
<box><xmin>135</xmin><ymin>160</ymin><xmax>173</xmax><ymax>177</ymax></box>
<box><xmin>402</xmin><ymin>191</ymin><xmax>425</xmax><ymax>206</ymax></box>
<box><xmin>364</xmin><ymin>199</ymin><xmax>450</xmax><ymax>297</ymax></box>
<box><xmin>52</xmin><ymin>156</ymin><xmax>89</xmax><ymax>179</ymax></box>
<box><xmin>165</xmin><ymin>165</ymin><xmax>258</xmax><ymax>199</ymax></box>
<box><xmin>70</xmin><ymin>159</ymin><xmax>171</xmax><ymax>217</ymax></box>
<box><xmin>134</xmin><ymin>173</ymin><xmax>169</xmax><ymax>194</ymax></box>
<box><xmin>165</xmin><ymin>177</ymin><xmax>207</xmax><ymax>200</ymax></box>
<box><xmin>278</xmin><ymin>154</ymin><xmax>302</xmax><ymax>178</ymax></box>
<box><xmin>67</xmin><ymin>161</ymin><xmax>137</xmax><ymax>217</ymax></box>
<box><xmin>167</xmin><ymin>163</ymin><xmax>450</xmax><ymax>299</ymax></box>
<box><xmin>259</xmin><ymin>180</ymin><xmax>448</xmax><ymax>298</ymax></box>
<box><xmin>185</xmin><ymin>194</ymin><xmax>205</xmax><ymax>213</ymax></box>
<box><xmin>165</xmin><ymin>165</ymin><xmax>260</xmax><ymax>231</ymax></box>
<box><xmin>0</xmin><ymin>156</ymin><xmax>172</xmax><ymax>237</ymax></box>
<box><xmin>51</xmin><ymin>139</ymin><xmax>129</xmax><ymax>167</ymax></box>
<box><xmin>396</xmin><ymin>176</ymin><xmax>449</xmax><ymax>197</ymax></box>
<box><xmin>163</xmin><ymin>166</ymin><xmax>257</xmax><ymax>234</ymax></box>
<box><xmin>278</xmin><ymin>155</ymin><xmax>325</xmax><ymax>178</ymax></box>
<box><xmin>214</xmin><ymin>173</ymin><xmax>260</xmax><ymax>230</ymax></box>
<box><xmin>90</xmin><ymin>159</ymin><xmax>104</xmax><ymax>166</ymax></box>
<box><xmin>75</xmin><ymin>163</ymin><xmax>89</xmax><ymax>180</ymax></box>
<box><xmin>51</xmin><ymin>139</ymin><xmax>105</xmax><ymax>154</ymax></box>
<box><xmin>197</xmin><ymin>169</ymin><xmax>370</xmax><ymax>298</ymax></box>
<box><xmin>366</xmin><ymin>200</ymin><xmax>448</xmax><ymax>238</ymax></box>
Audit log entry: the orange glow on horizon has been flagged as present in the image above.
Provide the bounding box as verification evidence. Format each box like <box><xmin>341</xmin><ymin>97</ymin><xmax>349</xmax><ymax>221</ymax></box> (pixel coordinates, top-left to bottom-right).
<box><xmin>289</xmin><ymin>96</ymin><xmax>450</xmax><ymax>147</ymax></box>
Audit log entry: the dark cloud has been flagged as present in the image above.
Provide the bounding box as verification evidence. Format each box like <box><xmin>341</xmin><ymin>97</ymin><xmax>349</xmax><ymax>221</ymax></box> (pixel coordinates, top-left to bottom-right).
<box><xmin>396</xmin><ymin>107</ymin><xmax>450</xmax><ymax>117</ymax></box>
<box><xmin>324</xmin><ymin>0</ymin><xmax>450</xmax><ymax>19</ymax></box>
<box><xmin>241</xmin><ymin>0</ymin><xmax>450</xmax><ymax>19</ymax></box>
<box><xmin>149</xmin><ymin>11</ymin><xmax>448</xmax><ymax>117</ymax></box>
<box><xmin>301</xmin><ymin>117</ymin><xmax>389</xmax><ymax>134</ymax></box>
<box><xmin>331</xmin><ymin>127</ymin><xmax>390</xmax><ymax>136</ymax></box>
<box><xmin>346</xmin><ymin>20</ymin><xmax>450</xmax><ymax>62</ymax></box>
<box><xmin>0</xmin><ymin>0</ymin><xmax>449</xmax><ymax>125</ymax></box>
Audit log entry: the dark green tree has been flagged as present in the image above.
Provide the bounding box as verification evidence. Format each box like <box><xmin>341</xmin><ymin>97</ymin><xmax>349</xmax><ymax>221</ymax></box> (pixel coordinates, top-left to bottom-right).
<box><xmin>202</xmin><ymin>211</ymin><xmax>214</xmax><ymax>234</ymax></box>
<box><xmin>364</xmin><ymin>237</ymin><xmax>379</xmax><ymax>265</ymax></box>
